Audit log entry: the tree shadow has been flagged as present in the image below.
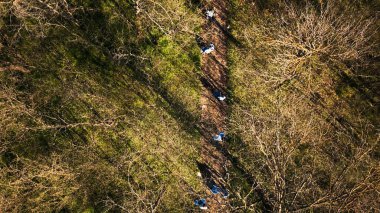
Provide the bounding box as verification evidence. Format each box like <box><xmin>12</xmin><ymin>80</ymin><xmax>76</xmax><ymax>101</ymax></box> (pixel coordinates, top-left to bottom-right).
<box><xmin>197</xmin><ymin>118</ymin><xmax>221</xmax><ymax>142</ymax></box>
<box><xmin>254</xmin><ymin>0</ymin><xmax>273</xmax><ymax>11</ymax></box>
<box><xmin>200</xmin><ymin>76</ymin><xmax>226</xmax><ymax>100</ymax></box>
<box><xmin>128</xmin><ymin>67</ymin><xmax>200</xmax><ymax>137</ymax></box>
<box><xmin>197</xmin><ymin>161</ymin><xmax>224</xmax><ymax>190</ymax></box>
<box><xmin>195</xmin><ymin>35</ymin><xmax>208</xmax><ymax>49</ymax></box>
<box><xmin>226</xmin><ymin>134</ymin><xmax>274</xmax><ymax>212</ymax></box>
<box><xmin>210</xmin><ymin>19</ymin><xmax>243</xmax><ymax>48</ymax></box>
<box><xmin>209</xmin><ymin>53</ymin><xmax>228</xmax><ymax>73</ymax></box>
<box><xmin>185</xmin><ymin>0</ymin><xmax>203</xmax><ymax>11</ymax></box>
<box><xmin>292</xmin><ymin>85</ymin><xmax>365</xmax><ymax>146</ymax></box>
<box><xmin>335</xmin><ymin>69</ymin><xmax>377</xmax><ymax>106</ymax></box>
<box><xmin>197</xmin><ymin>132</ymin><xmax>274</xmax><ymax>212</ymax></box>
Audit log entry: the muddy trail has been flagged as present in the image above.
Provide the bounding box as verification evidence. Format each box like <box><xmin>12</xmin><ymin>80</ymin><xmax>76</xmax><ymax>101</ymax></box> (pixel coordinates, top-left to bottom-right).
<box><xmin>194</xmin><ymin>0</ymin><xmax>273</xmax><ymax>212</ymax></box>
<box><xmin>196</xmin><ymin>0</ymin><xmax>231</xmax><ymax>211</ymax></box>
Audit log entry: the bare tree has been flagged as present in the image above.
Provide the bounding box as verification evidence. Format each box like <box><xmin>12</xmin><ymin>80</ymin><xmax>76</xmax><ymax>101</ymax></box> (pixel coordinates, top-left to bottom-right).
<box><xmin>0</xmin><ymin>155</ymin><xmax>79</xmax><ymax>212</ymax></box>
<box><xmin>1</xmin><ymin>0</ymin><xmax>79</xmax><ymax>38</ymax></box>
<box><xmin>228</xmin><ymin>1</ymin><xmax>379</xmax><ymax>211</ymax></box>
<box><xmin>238</xmin><ymin>0</ymin><xmax>377</xmax><ymax>90</ymax></box>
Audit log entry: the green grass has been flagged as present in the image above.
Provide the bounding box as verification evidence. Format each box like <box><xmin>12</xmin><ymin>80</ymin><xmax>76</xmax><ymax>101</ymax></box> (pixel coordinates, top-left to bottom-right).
<box><xmin>0</xmin><ymin>0</ymin><xmax>205</xmax><ymax>211</ymax></box>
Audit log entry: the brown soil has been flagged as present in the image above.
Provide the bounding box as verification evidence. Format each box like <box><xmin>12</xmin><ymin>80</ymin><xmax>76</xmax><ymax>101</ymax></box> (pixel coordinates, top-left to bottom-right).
<box><xmin>198</xmin><ymin>0</ymin><xmax>231</xmax><ymax>212</ymax></box>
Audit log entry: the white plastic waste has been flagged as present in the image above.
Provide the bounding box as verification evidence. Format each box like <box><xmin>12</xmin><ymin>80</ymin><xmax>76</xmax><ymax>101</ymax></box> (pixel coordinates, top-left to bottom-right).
<box><xmin>206</xmin><ymin>10</ymin><xmax>214</xmax><ymax>19</ymax></box>
<box><xmin>218</xmin><ymin>96</ymin><xmax>226</xmax><ymax>101</ymax></box>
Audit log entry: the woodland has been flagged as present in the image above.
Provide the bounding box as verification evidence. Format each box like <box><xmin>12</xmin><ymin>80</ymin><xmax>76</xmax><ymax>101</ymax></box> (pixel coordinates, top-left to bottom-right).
<box><xmin>0</xmin><ymin>0</ymin><xmax>379</xmax><ymax>212</ymax></box>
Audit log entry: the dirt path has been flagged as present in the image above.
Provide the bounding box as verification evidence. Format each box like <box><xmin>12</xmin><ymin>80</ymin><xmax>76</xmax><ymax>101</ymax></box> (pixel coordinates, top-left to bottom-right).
<box><xmin>197</xmin><ymin>0</ymin><xmax>231</xmax><ymax>211</ymax></box>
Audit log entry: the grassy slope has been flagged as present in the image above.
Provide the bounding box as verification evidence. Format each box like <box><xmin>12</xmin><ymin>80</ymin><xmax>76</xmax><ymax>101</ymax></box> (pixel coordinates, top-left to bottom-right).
<box><xmin>227</xmin><ymin>0</ymin><xmax>379</xmax><ymax>211</ymax></box>
<box><xmin>0</xmin><ymin>0</ymin><xmax>205</xmax><ymax>211</ymax></box>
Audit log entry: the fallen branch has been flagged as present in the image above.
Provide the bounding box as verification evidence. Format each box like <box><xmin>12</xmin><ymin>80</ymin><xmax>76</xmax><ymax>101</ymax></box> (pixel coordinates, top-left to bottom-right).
<box><xmin>0</xmin><ymin>65</ymin><xmax>31</xmax><ymax>73</ymax></box>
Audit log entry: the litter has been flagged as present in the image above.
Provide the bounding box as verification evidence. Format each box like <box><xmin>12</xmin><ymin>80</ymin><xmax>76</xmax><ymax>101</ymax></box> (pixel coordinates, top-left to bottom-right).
<box><xmin>213</xmin><ymin>135</ymin><xmax>222</xmax><ymax>142</ymax></box>
<box><xmin>213</xmin><ymin>132</ymin><xmax>225</xmax><ymax>142</ymax></box>
<box><xmin>213</xmin><ymin>91</ymin><xmax>227</xmax><ymax>101</ymax></box>
<box><xmin>201</xmin><ymin>43</ymin><xmax>215</xmax><ymax>54</ymax></box>
<box><xmin>211</xmin><ymin>185</ymin><xmax>220</xmax><ymax>194</ymax></box>
<box><xmin>222</xmin><ymin>190</ymin><xmax>229</xmax><ymax>198</ymax></box>
<box><xmin>195</xmin><ymin>198</ymin><xmax>207</xmax><ymax>210</ymax></box>
<box><xmin>211</xmin><ymin>185</ymin><xmax>229</xmax><ymax>198</ymax></box>
<box><xmin>206</xmin><ymin>10</ymin><xmax>215</xmax><ymax>19</ymax></box>
<box><xmin>218</xmin><ymin>96</ymin><xmax>226</xmax><ymax>101</ymax></box>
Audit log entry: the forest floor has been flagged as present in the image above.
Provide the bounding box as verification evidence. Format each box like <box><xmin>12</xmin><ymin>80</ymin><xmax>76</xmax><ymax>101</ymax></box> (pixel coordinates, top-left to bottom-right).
<box><xmin>197</xmin><ymin>0</ymin><xmax>231</xmax><ymax>211</ymax></box>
